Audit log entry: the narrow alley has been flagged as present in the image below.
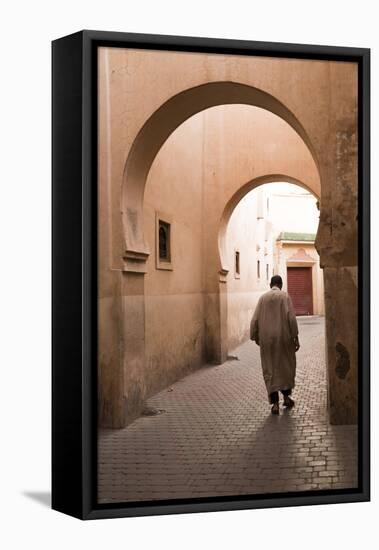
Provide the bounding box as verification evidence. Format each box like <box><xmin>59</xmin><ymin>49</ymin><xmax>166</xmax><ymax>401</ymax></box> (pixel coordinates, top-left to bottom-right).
<box><xmin>98</xmin><ymin>317</ymin><xmax>357</xmax><ymax>503</ymax></box>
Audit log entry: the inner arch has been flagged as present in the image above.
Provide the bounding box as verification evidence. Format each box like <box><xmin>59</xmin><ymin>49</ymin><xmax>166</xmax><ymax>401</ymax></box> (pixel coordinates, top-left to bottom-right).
<box><xmin>219</xmin><ymin>174</ymin><xmax>320</xmax><ymax>275</ymax></box>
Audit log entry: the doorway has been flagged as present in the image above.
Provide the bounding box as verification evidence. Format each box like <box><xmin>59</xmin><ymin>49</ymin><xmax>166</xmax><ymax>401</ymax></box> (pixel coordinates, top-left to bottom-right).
<box><xmin>287</xmin><ymin>266</ymin><xmax>313</xmax><ymax>315</ymax></box>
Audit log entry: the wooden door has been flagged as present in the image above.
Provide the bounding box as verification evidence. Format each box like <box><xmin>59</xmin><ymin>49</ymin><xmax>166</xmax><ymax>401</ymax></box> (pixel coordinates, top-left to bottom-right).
<box><xmin>287</xmin><ymin>267</ymin><xmax>313</xmax><ymax>315</ymax></box>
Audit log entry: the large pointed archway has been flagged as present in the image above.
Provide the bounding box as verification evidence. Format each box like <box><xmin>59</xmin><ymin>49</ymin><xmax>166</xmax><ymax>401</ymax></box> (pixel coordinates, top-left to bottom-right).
<box><xmin>121</xmin><ymin>82</ymin><xmax>320</xmax><ymax>271</ymax></box>
<box><xmin>98</xmin><ymin>65</ymin><xmax>358</xmax><ymax>428</ymax></box>
<box><xmin>115</xmin><ymin>85</ymin><xmax>324</xmax><ymax>427</ymax></box>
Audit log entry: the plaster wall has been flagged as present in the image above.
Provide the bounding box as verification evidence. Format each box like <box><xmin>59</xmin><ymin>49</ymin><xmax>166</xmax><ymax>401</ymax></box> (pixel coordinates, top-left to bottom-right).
<box><xmin>225</xmin><ymin>191</ymin><xmax>275</xmax><ymax>351</ymax></box>
<box><xmin>143</xmin><ymin>114</ymin><xmax>206</xmax><ymax>396</ymax></box>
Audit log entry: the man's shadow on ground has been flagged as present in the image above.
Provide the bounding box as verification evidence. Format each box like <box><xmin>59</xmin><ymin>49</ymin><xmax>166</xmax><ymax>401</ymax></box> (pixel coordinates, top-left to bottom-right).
<box><xmin>22</xmin><ymin>491</ymin><xmax>51</xmax><ymax>508</ymax></box>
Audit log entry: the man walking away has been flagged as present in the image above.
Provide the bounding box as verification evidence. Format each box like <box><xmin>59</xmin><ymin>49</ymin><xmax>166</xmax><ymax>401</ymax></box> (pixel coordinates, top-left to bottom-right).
<box><xmin>250</xmin><ymin>275</ymin><xmax>300</xmax><ymax>415</ymax></box>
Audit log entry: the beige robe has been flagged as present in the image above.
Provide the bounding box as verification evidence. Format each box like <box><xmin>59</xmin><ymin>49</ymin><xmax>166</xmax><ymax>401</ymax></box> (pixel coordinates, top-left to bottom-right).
<box><xmin>250</xmin><ymin>286</ymin><xmax>298</xmax><ymax>396</ymax></box>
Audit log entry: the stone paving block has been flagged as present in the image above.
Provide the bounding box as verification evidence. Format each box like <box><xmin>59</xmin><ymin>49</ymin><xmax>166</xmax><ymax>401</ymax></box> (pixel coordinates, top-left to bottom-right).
<box><xmin>98</xmin><ymin>317</ymin><xmax>358</xmax><ymax>503</ymax></box>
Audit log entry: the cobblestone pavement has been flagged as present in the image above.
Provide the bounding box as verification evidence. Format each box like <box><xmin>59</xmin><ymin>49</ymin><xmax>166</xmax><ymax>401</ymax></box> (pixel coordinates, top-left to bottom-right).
<box><xmin>98</xmin><ymin>316</ymin><xmax>357</xmax><ymax>503</ymax></box>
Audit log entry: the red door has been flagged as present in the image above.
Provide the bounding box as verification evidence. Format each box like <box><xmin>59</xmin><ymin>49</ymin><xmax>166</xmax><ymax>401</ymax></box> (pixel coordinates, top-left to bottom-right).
<box><xmin>287</xmin><ymin>267</ymin><xmax>313</xmax><ymax>315</ymax></box>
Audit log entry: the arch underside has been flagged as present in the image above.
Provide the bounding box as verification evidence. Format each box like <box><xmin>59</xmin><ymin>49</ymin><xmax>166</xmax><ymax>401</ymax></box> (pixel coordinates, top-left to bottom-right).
<box><xmin>122</xmin><ymin>81</ymin><xmax>321</xmax><ymax>272</ymax></box>
<box><xmin>219</xmin><ymin>174</ymin><xmax>320</xmax><ymax>278</ymax></box>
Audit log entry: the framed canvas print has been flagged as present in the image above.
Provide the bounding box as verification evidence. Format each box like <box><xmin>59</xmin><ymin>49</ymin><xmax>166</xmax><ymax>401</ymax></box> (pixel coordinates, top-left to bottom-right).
<box><xmin>52</xmin><ymin>30</ymin><xmax>370</xmax><ymax>520</ymax></box>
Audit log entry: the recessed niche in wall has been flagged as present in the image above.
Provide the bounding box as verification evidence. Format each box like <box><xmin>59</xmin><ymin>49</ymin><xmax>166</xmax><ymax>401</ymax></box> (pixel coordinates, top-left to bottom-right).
<box><xmin>234</xmin><ymin>250</ymin><xmax>240</xmax><ymax>279</ymax></box>
<box><xmin>155</xmin><ymin>212</ymin><xmax>173</xmax><ymax>270</ymax></box>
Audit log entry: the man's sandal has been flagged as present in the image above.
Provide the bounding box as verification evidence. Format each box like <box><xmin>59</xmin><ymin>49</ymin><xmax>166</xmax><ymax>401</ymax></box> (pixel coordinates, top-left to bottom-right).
<box><xmin>271</xmin><ymin>403</ymin><xmax>280</xmax><ymax>415</ymax></box>
<box><xmin>283</xmin><ymin>396</ymin><xmax>295</xmax><ymax>408</ymax></box>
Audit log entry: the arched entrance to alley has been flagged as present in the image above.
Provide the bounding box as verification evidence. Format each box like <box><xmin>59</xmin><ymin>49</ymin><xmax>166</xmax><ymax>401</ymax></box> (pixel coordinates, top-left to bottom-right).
<box><xmin>219</xmin><ymin>177</ymin><xmax>322</xmax><ymax>359</ymax></box>
<box><xmin>218</xmin><ymin>174</ymin><xmax>319</xmax><ymax>275</ymax></box>
<box><xmin>117</xmin><ymin>82</ymin><xmax>328</xmax><ymax>423</ymax></box>
<box><xmin>98</xmin><ymin>77</ymin><xmax>356</xmax><ymax>429</ymax></box>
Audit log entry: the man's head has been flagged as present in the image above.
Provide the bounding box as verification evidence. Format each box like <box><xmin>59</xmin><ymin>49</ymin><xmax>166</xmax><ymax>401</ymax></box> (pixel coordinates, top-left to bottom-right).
<box><xmin>270</xmin><ymin>275</ymin><xmax>283</xmax><ymax>289</ymax></box>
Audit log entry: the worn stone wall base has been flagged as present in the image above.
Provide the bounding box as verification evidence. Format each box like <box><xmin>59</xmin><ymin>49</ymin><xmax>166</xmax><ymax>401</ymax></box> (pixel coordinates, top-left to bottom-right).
<box><xmin>120</xmin><ymin>272</ymin><xmax>147</xmax><ymax>425</ymax></box>
<box><xmin>204</xmin><ymin>288</ymin><xmax>228</xmax><ymax>365</ymax></box>
<box><xmin>98</xmin><ymin>272</ymin><xmax>126</xmax><ymax>429</ymax></box>
<box><xmin>324</xmin><ymin>266</ymin><xmax>358</xmax><ymax>425</ymax></box>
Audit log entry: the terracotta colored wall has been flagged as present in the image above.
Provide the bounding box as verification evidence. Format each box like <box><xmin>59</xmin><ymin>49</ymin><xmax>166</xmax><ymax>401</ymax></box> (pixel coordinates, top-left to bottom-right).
<box><xmin>98</xmin><ymin>47</ymin><xmax>357</xmax><ymax>427</ymax></box>
<box><xmin>225</xmin><ymin>190</ymin><xmax>273</xmax><ymax>352</ymax></box>
<box><xmin>143</xmin><ymin>114</ymin><xmax>206</xmax><ymax>396</ymax></box>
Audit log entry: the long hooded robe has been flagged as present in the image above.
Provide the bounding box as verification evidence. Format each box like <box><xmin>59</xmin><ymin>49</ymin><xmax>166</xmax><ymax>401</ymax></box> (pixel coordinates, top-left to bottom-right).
<box><xmin>250</xmin><ymin>286</ymin><xmax>299</xmax><ymax>397</ymax></box>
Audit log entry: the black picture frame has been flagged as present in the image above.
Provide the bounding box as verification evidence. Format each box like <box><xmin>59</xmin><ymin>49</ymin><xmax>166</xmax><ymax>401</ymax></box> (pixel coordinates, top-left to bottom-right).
<box><xmin>52</xmin><ymin>30</ymin><xmax>370</xmax><ymax>520</ymax></box>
